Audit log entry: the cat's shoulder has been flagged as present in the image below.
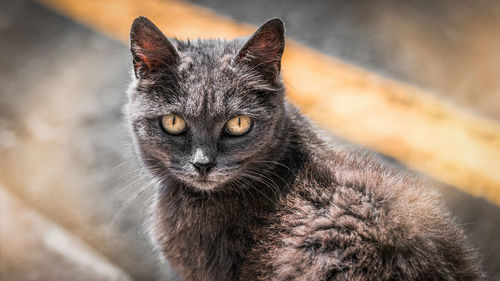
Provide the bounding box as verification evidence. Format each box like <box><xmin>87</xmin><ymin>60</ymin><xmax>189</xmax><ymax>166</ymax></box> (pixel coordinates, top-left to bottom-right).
<box><xmin>245</xmin><ymin>152</ymin><xmax>481</xmax><ymax>280</ymax></box>
<box><xmin>277</xmin><ymin>151</ymin><xmax>441</xmax><ymax>249</ymax></box>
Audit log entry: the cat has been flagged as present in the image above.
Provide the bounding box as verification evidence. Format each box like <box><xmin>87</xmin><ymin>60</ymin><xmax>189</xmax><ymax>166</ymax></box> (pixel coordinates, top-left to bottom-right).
<box><xmin>126</xmin><ymin>16</ymin><xmax>482</xmax><ymax>281</ymax></box>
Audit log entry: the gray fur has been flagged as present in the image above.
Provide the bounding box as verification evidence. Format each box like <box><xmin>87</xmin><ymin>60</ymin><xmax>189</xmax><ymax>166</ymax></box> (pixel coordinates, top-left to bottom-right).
<box><xmin>126</xmin><ymin>17</ymin><xmax>482</xmax><ymax>281</ymax></box>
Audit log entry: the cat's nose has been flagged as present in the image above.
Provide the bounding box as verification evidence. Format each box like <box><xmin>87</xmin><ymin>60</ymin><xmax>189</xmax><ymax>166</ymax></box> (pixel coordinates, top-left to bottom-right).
<box><xmin>191</xmin><ymin>147</ymin><xmax>216</xmax><ymax>176</ymax></box>
<box><xmin>191</xmin><ymin>161</ymin><xmax>215</xmax><ymax>176</ymax></box>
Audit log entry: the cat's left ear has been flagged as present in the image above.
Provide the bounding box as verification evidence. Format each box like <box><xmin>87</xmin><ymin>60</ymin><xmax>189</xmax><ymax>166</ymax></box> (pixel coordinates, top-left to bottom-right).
<box><xmin>130</xmin><ymin>16</ymin><xmax>179</xmax><ymax>78</ymax></box>
<box><xmin>234</xmin><ymin>18</ymin><xmax>285</xmax><ymax>80</ymax></box>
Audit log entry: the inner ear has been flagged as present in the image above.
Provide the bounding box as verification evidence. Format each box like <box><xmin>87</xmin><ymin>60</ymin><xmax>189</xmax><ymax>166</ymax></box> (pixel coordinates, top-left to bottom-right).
<box><xmin>130</xmin><ymin>16</ymin><xmax>179</xmax><ymax>78</ymax></box>
<box><xmin>234</xmin><ymin>18</ymin><xmax>285</xmax><ymax>80</ymax></box>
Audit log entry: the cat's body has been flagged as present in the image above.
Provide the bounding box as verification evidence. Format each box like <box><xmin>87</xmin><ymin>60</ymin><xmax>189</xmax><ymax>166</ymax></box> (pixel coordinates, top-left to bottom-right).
<box><xmin>127</xmin><ymin>17</ymin><xmax>481</xmax><ymax>281</ymax></box>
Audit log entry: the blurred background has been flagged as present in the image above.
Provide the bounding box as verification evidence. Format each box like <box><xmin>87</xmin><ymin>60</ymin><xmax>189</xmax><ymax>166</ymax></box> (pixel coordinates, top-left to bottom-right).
<box><xmin>0</xmin><ymin>0</ymin><xmax>499</xmax><ymax>280</ymax></box>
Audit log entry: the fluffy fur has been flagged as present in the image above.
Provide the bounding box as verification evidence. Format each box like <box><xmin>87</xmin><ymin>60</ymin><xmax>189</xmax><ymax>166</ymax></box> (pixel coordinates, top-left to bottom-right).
<box><xmin>126</xmin><ymin>17</ymin><xmax>482</xmax><ymax>281</ymax></box>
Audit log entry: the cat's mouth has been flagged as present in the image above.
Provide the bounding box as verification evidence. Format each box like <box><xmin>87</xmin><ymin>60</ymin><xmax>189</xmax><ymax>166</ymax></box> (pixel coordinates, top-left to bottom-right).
<box><xmin>192</xmin><ymin>177</ymin><xmax>222</xmax><ymax>190</ymax></box>
<box><xmin>173</xmin><ymin>168</ymin><xmax>238</xmax><ymax>190</ymax></box>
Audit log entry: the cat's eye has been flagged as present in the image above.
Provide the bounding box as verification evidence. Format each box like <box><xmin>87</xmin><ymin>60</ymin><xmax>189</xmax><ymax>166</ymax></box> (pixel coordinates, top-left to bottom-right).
<box><xmin>225</xmin><ymin>115</ymin><xmax>252</xmax><ymax>136</ymax></box>
<box><xmin>161</xmin><ymin>114</ymin><xmax>187</xmax><ymax>135</ymax></box>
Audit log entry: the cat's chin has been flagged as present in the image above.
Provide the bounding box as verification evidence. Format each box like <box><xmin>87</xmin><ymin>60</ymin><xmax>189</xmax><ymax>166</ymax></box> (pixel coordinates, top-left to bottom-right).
<box><xmin>175</xmin><ymin>174</ymin><xmax>232</xmax><ymax>191</ymax></box>
<box><xmin>190</xmin><ymin>180</ymin><xmax>223</xmax><ymax>191</ymax></box>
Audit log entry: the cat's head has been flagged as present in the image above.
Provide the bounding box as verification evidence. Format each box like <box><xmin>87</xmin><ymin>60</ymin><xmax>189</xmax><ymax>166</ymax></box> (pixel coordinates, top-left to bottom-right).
<box><xmin>126</xmin><ymin>17</ymin><xmax>286</xmax><ymax>190</ymax></box>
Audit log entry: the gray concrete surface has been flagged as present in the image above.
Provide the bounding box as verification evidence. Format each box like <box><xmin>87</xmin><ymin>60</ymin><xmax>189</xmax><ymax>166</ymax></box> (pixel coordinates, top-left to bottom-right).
<box><xmin>0</xmin><ymin>187</ymin><xmax>133</xmax><ymax>281</ymax></box>
<box><xmin>0</xmin><ymin>0</ymin><xmax>499</xmax><ymax>280</ymax></box>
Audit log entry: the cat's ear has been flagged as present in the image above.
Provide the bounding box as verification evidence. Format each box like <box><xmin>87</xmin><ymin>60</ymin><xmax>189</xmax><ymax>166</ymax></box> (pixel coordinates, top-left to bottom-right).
<box><xmin>234</xmin><ymin>18</ymin><xmax>285</xmax><ymax>80</ymax></box>
<box><xmin>130</xmin><ymin>16</ymin><xmax>179</xmax><ymax>78</ymax></box>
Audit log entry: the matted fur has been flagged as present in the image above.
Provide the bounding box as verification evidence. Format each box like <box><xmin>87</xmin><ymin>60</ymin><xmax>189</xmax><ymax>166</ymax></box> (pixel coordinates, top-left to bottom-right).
<box><xmin>126</xmin><ymin>17</ymin><xmax>482</xmax><ymax>281</ymax></box>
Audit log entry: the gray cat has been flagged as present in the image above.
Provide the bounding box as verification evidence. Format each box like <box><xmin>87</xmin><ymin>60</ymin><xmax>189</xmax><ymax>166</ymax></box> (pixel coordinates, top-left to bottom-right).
<box><xmin>126</xmin><ymin>17</ymin><xmax>482</xmax><ymax>281</ymax></box>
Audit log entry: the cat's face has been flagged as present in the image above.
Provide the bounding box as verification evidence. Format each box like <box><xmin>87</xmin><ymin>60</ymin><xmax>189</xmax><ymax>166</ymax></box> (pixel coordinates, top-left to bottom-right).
<box><xmin>127</xmin><ymin>17</ymin><xmax>286</xmax><ymax>190</ymax></box>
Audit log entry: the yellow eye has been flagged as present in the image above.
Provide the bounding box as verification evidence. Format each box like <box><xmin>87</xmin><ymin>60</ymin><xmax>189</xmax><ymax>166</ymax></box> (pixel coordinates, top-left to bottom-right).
<box><xmin>225</xmin><ymin>115</ymin><xmax>252</xmax><ymax>136</ymax></box>
<box><xmin>161</xmin><ymin>114</ymin><xmax>187</xmax><ymax>135</ymax></box>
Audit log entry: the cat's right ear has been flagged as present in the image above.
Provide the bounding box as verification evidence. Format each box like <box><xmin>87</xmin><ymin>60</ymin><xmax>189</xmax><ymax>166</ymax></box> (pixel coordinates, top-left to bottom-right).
<box><xmin>234</xmin><ymin>18</ymin><xmax>285</xmax><ymax>81</ymax></box>
<box><xmin>130</xmin><ymin>16</ymin><xmax>179</xmax><ymax>78</ymax></box>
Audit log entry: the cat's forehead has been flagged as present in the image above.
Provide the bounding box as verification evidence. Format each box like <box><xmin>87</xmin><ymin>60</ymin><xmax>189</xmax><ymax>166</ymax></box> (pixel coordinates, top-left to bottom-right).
<box><xmin>173</xmin><ymin>39</ymin><xmax>247</xmax><ymax>116</ymax></box>
<box><xmin>174</xmin><ymin>38</ymin><xmax>242</xmax><ymax>72</ymax></box>
<box><xmin>174</xmin><ymin>38</ymin><xmax>242</xmax><ymax>59</ymax></box>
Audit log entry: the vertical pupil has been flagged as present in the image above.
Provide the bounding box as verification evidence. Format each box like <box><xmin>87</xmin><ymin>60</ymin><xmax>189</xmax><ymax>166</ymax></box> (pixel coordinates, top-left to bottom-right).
<box><xmin>238</xmin><ymin>117</ymin><xmax>241</xmax><ymax>127</ymax></box>
<box><xmin>172</xmin><ymin>115</ymin><xmax>176</xmax><ymax>126</ymax></box>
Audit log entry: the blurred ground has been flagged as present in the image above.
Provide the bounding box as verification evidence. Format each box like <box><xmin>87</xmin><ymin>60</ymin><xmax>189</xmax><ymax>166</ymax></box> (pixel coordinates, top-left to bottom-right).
<box><xmin>0</xmin><ymin>0</ymin><xmax>499</xmax><ymax>281</ymax></box>
<box><xmin>0</xmin><ymin>1</ymin><xmax>174</xmax><ymax>280</ymax></box>
<box><xmin>0</xmin><ymin>188</ymin><xmax>133</xmax><ymax>281</ymax></box>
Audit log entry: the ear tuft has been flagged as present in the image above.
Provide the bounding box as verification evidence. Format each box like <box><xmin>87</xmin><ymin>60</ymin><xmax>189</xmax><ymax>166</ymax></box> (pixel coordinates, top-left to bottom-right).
<box><xmin>235</xmin><ymin>18</ymin><xmax>285</xmax><ymax>80</ymax></box>
<box><xmin>130</xmin><ymin>16</ymin><xmax>179</xmax><ymax>78</ymax></box>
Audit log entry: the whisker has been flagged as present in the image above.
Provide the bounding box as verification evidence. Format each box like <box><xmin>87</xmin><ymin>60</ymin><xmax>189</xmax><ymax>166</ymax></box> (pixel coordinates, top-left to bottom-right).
<box><xmin>247</xmin><ymin>167</ymin><xmax>289</xmax><ymax>187</ymax></box>
<box><xmin>240</xmin><ymin>173</ymin><xmax>278</xmax><ymax>202</ymax></box>
<box><xmin>252</xmin><ymin>160</ymin><xmax>297</xmax><ymax>177</ymax></box>
<box><xmin>233</xmin><ymin>177</ymin><xmax>257</xmax><ymax>203</ymax></box>
<box><xmin>110</xmin><ymin>179</ymin><xmax>156</xmax><ymax>231</ymax></box>
<box><xmin>245</xmin><ymin>170</ymin><xmax>282</xmax><ymax>194</ymax></box>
